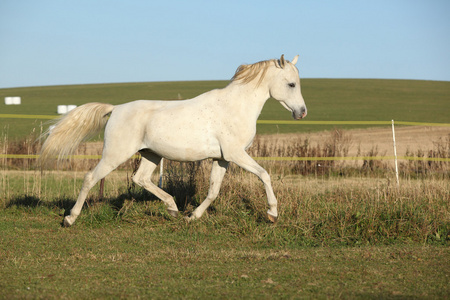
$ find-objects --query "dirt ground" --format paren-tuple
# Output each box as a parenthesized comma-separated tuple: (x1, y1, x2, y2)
(257, 126, 450, 157)
(84, 126, 449, 158)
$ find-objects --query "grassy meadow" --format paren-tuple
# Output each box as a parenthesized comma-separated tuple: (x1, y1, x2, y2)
(1, 166, 449, 298)
(1, 79, 449, 298)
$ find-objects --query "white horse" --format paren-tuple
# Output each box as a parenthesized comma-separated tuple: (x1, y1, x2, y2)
(40, 55, 307, 227)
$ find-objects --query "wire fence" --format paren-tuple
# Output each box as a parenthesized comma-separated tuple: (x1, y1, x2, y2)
(0, 154, 449, 162)
(1, 113, 450, 126)
(0, 113, 449, 162)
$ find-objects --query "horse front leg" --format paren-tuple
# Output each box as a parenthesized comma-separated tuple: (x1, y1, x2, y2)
(228, 152, 278, 222)
(189, 159, 228, 221)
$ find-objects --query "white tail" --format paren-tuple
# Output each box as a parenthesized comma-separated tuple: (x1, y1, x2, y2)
(39, 102, 114, 167)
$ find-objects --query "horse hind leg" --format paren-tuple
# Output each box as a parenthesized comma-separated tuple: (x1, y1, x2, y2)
(189, 159, 228, 221)
(63, 148, 138, 227)
(63, 159, 117, 227)
(132, 151, 179, 216)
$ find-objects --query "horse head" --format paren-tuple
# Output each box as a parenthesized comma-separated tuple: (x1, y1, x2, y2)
(269, 55, 307, 120)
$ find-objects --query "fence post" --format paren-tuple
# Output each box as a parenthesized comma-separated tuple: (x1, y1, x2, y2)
(99, 178, 105, 199)
(159, 158, 164, 188)
(392, 120, 399, 187)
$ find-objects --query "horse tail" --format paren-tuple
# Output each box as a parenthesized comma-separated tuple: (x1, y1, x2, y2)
(39, 102, 115, 167)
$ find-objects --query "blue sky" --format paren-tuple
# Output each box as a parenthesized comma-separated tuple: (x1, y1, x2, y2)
(1, 0, 449, 88)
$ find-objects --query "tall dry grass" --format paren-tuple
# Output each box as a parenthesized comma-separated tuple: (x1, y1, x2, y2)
(247, 129, 449, 178)
(402, 134, 450, 177)
(1, 128, 448, 178)
(2, 164, 448, 245)
(152, 160, 448, 245)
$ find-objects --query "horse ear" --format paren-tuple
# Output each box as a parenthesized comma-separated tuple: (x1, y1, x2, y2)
(291, 55, 299, 65)
(279, 54, 286, 68)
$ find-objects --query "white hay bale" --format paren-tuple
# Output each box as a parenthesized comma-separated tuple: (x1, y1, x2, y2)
(57, 105, 68, 114)
(12, 97, 21, 105)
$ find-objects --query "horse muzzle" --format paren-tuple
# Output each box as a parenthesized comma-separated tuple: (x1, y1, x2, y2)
(293, 106, 307, 120)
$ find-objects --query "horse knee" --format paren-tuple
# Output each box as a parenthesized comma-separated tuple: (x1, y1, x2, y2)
(80, 172, 95, 190)
(132, 173, 154, 190)
(260, 171, 272, 184)
(132, 173, 142, 186)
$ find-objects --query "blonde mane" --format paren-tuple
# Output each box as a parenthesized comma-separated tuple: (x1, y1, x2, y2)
(231, 59, 279, 86)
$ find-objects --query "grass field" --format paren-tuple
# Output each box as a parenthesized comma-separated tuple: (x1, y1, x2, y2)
(1, 167, 449, 298)
(1, 79, 449, 138)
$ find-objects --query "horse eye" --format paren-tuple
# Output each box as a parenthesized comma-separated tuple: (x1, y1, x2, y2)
(288, 83, 296, 88)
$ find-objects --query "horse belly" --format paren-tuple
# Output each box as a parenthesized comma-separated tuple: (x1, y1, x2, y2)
(143, 126, 222, 161)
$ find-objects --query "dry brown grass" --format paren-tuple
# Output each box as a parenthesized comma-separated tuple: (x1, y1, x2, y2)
(259, 126, 449, 157)
(2, 126, 448, 176)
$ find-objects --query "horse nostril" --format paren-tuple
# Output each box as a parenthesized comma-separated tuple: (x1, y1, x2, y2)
(292, 106, 307, 120)
(300, 106, 307, 118)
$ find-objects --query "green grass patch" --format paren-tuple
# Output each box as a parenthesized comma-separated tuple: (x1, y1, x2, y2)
(1, 166, 449, 298)
(0, 202, 449, 298)
(1, 170, 448, 246)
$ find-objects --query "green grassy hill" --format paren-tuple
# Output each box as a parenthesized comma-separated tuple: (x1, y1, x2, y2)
(1, 79, 449, 138)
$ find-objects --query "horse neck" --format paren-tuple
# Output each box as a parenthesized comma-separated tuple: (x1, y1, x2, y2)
(223, 81, 271, 121)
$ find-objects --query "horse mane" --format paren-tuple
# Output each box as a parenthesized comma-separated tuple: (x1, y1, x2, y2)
(231, 59, 279, 86)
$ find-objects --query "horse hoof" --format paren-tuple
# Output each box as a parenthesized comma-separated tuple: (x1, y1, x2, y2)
(168, 209, 179, 217)
(184, 214, 197, 222)
(63, 217, 72, 228)
(267, 213, 278, 223)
